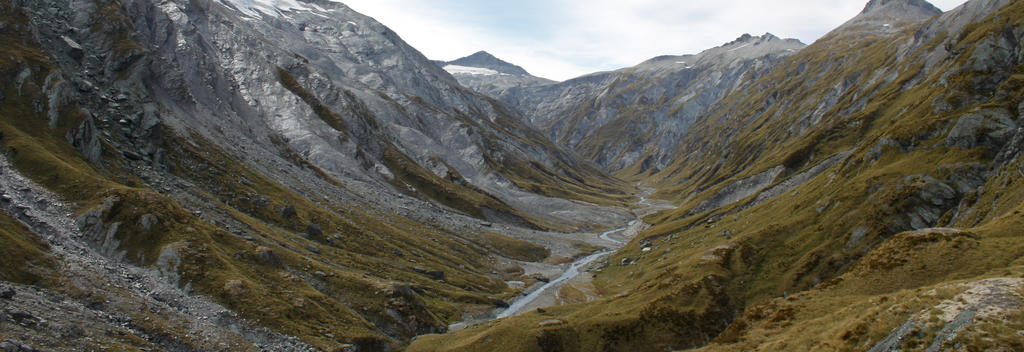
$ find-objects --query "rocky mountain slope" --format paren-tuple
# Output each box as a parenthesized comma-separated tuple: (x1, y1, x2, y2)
(0, 0, 635, 350)
(474, 33, 806, 172)
(4, 0, 1024, 351)
(434, 51, 554, 102)
(410, 0, 1024, 350)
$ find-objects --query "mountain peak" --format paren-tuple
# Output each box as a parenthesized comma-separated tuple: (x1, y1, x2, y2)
(861, 0, 941, 15)
(442, 51, 532, 76)
(466, 50, 499, 60)
(833, 0, 942, 34)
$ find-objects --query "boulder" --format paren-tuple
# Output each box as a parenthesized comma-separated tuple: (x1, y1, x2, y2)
(413, 267, 445, 280)
(306, 223, 323, 237)
(280, 205, 297, 218)
(255, 247, 283, 267)
(61, 35, 83, 61)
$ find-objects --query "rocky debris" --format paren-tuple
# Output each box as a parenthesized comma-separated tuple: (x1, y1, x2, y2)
(870, 278, 1023, 352)
(0, 286, 14, 300)
(0, 156, 315, 351)
(0, 340, 39, 352)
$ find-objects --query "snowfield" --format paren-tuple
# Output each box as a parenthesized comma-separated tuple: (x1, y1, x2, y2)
(443, 64, 505, 76)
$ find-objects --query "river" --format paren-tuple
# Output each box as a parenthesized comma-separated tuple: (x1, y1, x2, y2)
(447, 188, 675, 329)
(496, 249, 613, 318)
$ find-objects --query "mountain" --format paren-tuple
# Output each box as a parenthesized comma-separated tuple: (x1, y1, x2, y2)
(411, 0, 1024, 350)
(832, 0, 942, 34)
(4, 0, 1024, 351)
(0, 0, 633, 350)
(443, 51, 532, 76)
(435, 51, 554, 100)
(493, 33, 805, 172)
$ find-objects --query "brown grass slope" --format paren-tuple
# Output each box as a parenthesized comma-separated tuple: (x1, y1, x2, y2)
(408, 1, 1024, 350)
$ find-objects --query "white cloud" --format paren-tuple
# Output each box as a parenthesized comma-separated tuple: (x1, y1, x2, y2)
(341, 0, 969, 81)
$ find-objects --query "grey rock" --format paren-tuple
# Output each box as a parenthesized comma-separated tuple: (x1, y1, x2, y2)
(8, 309, 36, 326)
(138, 214, 159, 230)
(306, 223, 323, 238)
(255, 247, 283, 268)
(689, 165, 786, 216)
(280, 206, 297, 219)
(0, 287, 14, 300)
(60, 35, 83, 61)
(945, 108, 1017, 150)
(868, 319, 919, 352)
(413, 267, 445, 280)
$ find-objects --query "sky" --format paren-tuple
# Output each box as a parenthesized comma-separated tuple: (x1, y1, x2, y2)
(341, 0, 970, 81)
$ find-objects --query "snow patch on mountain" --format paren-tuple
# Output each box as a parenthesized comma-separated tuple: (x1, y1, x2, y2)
(444, 65, 505, 76)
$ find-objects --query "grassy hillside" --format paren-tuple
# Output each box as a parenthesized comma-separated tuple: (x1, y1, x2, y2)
(409, 1, 1024, 350)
